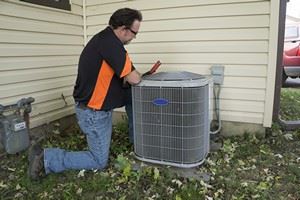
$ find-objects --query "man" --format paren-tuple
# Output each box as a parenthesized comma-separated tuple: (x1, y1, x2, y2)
(28, 8, 142, 180)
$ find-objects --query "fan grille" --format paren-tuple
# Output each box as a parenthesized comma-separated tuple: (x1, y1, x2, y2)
(132, 84, 209, 166)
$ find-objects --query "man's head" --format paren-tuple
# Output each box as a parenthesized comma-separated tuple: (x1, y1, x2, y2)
(109, 8, 142, 45)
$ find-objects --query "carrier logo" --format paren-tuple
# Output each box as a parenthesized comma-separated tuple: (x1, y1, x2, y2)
(152, 98, 169, 106)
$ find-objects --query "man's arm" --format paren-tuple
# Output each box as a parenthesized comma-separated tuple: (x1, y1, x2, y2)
(124, 70, 141, 85)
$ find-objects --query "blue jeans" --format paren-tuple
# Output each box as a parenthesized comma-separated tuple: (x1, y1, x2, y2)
(125, 103, 134, 143)
(125, 88, 134, 143)
(44, 105, 112, 174)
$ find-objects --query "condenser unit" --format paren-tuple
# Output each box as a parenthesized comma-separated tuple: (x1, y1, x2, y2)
(132, 71, 211, 168)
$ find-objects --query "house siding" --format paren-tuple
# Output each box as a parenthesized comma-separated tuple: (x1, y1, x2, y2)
(0, 0, 84, 128)
(85, 0, 276, 126)
(0, 0, 280, 130)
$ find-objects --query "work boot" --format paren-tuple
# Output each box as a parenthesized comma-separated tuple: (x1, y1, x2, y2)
(28, 144, 45, 180)
(28, 142, 43, 162)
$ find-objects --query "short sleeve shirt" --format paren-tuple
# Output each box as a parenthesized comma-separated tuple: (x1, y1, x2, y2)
(73, 27, 135, 110)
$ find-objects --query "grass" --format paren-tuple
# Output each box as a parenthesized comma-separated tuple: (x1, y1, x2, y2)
(280, 88, 300, 120)
(0, 90, 300, 200)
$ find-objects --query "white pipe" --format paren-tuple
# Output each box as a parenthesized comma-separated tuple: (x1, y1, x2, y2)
(83, 0, 87, 46)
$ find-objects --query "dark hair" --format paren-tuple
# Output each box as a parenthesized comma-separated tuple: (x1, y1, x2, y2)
(109, 8, 142, 29)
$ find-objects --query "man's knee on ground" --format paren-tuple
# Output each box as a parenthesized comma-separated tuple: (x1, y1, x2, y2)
(91, 152, 109, 169)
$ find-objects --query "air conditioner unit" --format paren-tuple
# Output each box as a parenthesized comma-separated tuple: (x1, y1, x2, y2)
(132, 71, 211, 168)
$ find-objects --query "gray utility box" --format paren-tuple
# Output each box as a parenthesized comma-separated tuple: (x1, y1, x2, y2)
(132, 71, 211, 168)
(0, 114, 29, 154)
(0, 97, 34, 154)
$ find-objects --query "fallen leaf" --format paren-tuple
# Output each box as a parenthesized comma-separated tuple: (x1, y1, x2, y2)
(52, 129, 60, 135)
(172, 179, 183, 187)
(148, 195, 156, 200)
(260, 149, 267, 154)
(153, 167, 160, 180)
(38, 191, 48, 198)
(241, 182, 248, 187)
(175, 195, 182, 200)
(263, 168, 269, 174)
(274, 154, 283, 159)
(7, 167, 16, 172)
(206, 158, 216, 166)
(119, 196, 127, 200)
(205, 196, 213, 200)
(252, 194, 261, 199)
(166, 186, 174, 194)
(257, 182, 268, 190)
(238, 160, 246, 166)
(76, 188, 83, 195)
(0, 181, 8, 188)
(283, 134, 293, 141)
(200, 180, 213, 189)
(214, 189, 225, 198)
(266, 175, 274, 182)
(217, 189, 224, 194)
(14, 193, 23, 198)
(77, 169, 85, 178)
(16, 184, 21, 190)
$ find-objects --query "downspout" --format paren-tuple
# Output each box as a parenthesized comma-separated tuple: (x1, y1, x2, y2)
(273, 0, 287, 122)
(83, 0, 87, 46)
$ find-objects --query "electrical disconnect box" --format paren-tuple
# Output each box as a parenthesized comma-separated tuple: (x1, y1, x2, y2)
(211, 65, 225, 85)
(0, 97, 34, 154)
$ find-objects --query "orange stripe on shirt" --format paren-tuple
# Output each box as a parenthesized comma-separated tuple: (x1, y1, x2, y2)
(120, 53, 132, 78)
(87, 60, 114, 110)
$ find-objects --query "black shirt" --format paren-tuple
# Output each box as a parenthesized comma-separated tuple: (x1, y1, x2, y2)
(73, 27, 134, 110)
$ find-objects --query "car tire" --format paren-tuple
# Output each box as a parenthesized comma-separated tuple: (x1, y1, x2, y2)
(282, 71, 288, 85)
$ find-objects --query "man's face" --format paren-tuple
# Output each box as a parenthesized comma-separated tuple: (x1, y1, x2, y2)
(122, 20, 140, 45)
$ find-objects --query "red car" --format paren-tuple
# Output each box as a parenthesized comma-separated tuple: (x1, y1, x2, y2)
(282, 25, 300, 82)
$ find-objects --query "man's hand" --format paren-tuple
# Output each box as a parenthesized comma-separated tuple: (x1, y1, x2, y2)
(124, 70, 141, 85)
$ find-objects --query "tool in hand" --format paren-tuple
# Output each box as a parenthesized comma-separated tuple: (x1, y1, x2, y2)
(142, 60, 161, 77)
(123, 61, 162, 88)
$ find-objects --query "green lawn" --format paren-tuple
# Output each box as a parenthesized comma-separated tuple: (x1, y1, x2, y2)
(0, 89, 300, 200)
(280, 88, 300, 121)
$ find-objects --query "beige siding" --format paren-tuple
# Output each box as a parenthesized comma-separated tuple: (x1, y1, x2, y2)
(263, 0, 280, 127)
(0, 0, 280, 129)
(86, 0, 274, 125)
(0, 0, 83, 128)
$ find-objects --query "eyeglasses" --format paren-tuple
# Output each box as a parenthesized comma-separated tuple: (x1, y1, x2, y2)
(126, 27, 138, 36)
